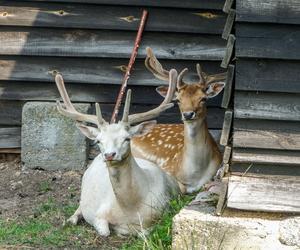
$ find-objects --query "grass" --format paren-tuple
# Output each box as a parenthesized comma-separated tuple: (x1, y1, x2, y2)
(0, 198, 118, 249)
(121, 194, 195, 250)
(0, 194, 194, 249)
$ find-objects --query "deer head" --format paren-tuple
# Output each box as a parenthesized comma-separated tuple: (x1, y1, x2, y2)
(54, 69, 177, 164)
(145, 47, 226, 123)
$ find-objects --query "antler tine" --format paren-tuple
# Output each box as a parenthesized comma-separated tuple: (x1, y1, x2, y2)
(128, 69, 177, 125)
(122, 89, 131, 123)
(95, 103, 106, 126)
(55, 74, 101, 127)
(177, 68, 188, 89)
(206, 72, 227, 85)
(196, 63, 207, 84)
(145, 47, 169, 81)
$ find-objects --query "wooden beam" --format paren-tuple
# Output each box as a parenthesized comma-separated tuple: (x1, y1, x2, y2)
(236, 23, 300, 60)
(0, 148, 20, 153)
(0, 57, 223, 86)
(215, 177, 228, 216)
(227, 174, 300, 213)
(223, 0, 234, 13)
(234, 91, 300, 121)
(0, 82, 223, 107)
(0, 2, 225, 34)
(223, 146, 232, 164)
(236, 59, 300, 94)
(221, 64, 234, 108)
(232, 148, 300, 166)
(233, 129, 300, 151)
(221, 35, 235, 68)
(19, 0, 225, 10)
(222, 9, 235, 40)
(220, 110, 233, 146)
(0, 101, 225, 128)
(0, 127, 21, 148)
(236, 0, 300, 25)
(231, 163, 300, 176)
(0, 28, 226, 60)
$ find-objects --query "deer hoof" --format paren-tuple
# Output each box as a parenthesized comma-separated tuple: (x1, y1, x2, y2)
(67, 215, 79, 225)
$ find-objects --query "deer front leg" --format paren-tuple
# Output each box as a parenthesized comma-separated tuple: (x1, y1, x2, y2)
(93, 217, 110, 237)
(67, 206, 83, 225)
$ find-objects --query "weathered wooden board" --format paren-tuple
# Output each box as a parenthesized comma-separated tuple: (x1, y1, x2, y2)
(223, 0, 234, 13)
(235, 91, 300, 121)
(220, 110, 232, 146)
(236, 0, 300, 25)
(221, 35, 235, 68)
(0, 2, 225, 34)
(0, 127, 21, 148)
(0, 100, 225, 128)
(232, 148, 300, 166)
(236, 59, 300, 94)
(236, 23, 300, 60)
(227, 174, 300, 213)
(18, 0, 225, 10)
(0, 81, 223, 107)
(233, 128, 300, 151)
(221, 64, 234, 108)
(231, 163, 300, 176)
(0, 28, 226, 60)
(0, 57, 224, 86)
(222, 9, 235, 40)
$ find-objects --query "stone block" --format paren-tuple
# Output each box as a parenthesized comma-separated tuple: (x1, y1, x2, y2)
(22, 102, 90, 170)
(172, 203, 299, 250)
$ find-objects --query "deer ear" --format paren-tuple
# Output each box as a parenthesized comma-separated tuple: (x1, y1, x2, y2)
(129, 120, 157, 137)
(156, 86, 177, 101)
(206, 82, 225, 99)
(76, 123, 99, 140)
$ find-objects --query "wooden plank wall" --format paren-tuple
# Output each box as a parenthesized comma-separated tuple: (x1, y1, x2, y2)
(0, 0, 227, 151)
(233, 0, 300, 176)
(225, 0, 300, 213)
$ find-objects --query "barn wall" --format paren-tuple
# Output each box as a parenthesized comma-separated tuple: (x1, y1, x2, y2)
(232, 0, 300, 176)
(0, 0, 227, 151)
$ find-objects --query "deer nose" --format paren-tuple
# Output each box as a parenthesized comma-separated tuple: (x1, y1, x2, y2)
(182, 111, 196, 120)
(104, 152, 116, 161)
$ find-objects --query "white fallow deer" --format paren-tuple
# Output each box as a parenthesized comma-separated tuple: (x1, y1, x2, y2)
(54, 72, 180, 236)
(132, 48, 226, 194)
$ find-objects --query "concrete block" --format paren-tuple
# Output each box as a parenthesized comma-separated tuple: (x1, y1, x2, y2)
(172, 203, 299, 250)
(22, 102, 90, 170)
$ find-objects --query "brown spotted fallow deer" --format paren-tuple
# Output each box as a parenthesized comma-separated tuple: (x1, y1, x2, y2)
(131, 48, 226, 194)
(54, 71, 181, 236)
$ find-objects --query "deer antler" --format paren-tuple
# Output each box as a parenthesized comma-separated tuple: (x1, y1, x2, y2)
(55, 74, 106, 127)
(128, 69, 177, 125)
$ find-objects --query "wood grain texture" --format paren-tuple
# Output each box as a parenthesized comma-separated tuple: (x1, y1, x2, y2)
(231, 163, 300, 176)
(0, 100, 224, 128)
(220, 110, 232, 146)
(221, 35, 235, 68)
(234, 91, 300, 121)
(223, 146, 232, 164)
(223, 0, 234, 13)
(236, 23, 300, 60)
(16, 0, 225, 10)
(236, 0, 300, 24)
(236, 59, 300, 94)
(0, 2, 225, 34)
(0, 127, 21, 148)
(0, 28, 226, 60)
(0, 56, 224, 86)
(222, 9, 235, 40)
(0, 81, 223, 107)
(227, 174, 300, 212)
(232, 148, 300, 166)
(221, 64, 234, 108)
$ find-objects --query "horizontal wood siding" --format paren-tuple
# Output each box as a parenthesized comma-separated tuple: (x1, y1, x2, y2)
(0, 1, 227, 149)
(229, 0, 300, 212)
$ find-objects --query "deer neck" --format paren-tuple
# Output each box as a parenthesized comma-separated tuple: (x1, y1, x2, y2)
(107, 153, 147, 209)
(181, 118, 212, 180)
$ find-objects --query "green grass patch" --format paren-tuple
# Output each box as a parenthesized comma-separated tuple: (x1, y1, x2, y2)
(122, 194, 195, 250)
(0, 198, 102, 248)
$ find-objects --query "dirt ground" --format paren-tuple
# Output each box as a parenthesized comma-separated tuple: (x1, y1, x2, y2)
(0, 154, 128, 249)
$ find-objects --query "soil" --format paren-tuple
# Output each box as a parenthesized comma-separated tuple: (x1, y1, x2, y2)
(0, 154, 128, 249)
